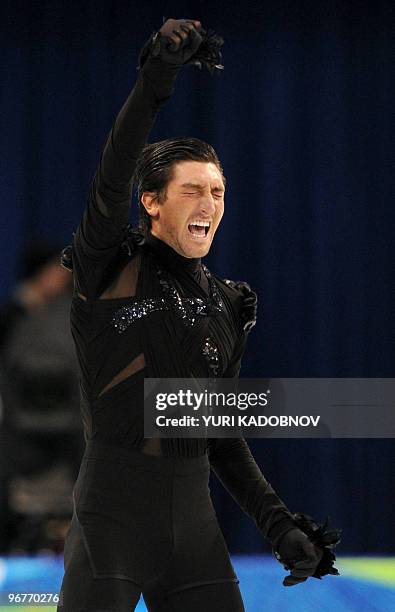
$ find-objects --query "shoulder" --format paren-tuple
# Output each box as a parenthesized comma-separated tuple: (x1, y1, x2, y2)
(211, 271, 256, 314)
(212, 271, 255, 297)
(61, 224, 144, 273)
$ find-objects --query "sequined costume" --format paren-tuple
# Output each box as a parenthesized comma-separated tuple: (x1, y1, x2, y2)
(57, 31, 300, 612)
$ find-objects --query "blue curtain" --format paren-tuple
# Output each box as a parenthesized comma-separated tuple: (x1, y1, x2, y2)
(1, 0, 394, 553)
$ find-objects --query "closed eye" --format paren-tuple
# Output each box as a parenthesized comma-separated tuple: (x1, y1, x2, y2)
(182, 191, 224, 200)
(183, 192, 224, 198)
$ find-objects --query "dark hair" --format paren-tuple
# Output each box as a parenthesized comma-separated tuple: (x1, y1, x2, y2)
(133, 137, 225, 237)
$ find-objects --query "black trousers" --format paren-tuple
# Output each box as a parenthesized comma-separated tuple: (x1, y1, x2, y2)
(57, 442, 245, 611)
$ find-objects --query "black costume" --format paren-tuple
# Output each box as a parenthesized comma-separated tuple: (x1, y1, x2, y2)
(58, 25, 337, 612)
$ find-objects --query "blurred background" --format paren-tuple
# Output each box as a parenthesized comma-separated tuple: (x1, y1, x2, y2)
(0, 0, 394, 610)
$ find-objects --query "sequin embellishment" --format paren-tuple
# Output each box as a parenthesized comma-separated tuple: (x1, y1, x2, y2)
(202, 336, 220, 378)
(112, 298, 169, 333)
(112, 264, 224, 334)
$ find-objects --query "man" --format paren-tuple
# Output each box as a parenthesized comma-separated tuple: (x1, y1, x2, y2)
(58, 18, 339, 611)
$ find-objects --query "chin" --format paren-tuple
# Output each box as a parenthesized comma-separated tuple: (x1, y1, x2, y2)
(187, 243, 211, 258)
(179, 231, 214, 258)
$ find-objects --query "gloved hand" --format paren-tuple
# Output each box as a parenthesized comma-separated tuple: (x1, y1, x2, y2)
(158, 18, 203, 62)
(138, 19, 224, 74)
(138, 19, 203, 69)
(273, 513, 341, 587)
(275, 528, 323, 586)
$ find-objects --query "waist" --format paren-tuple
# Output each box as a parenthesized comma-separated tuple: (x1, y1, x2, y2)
(84, 439, 210, 476)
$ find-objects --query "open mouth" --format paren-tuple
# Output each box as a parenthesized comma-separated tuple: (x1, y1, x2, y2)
(188, 221, 210, 239)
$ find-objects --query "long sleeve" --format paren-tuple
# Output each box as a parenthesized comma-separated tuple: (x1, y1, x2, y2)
(72, 51, 181, 298)
(222, 331, 247, 378)
(209, 309, 297, 547)
(93, 55, 180, 222)
(208, 437, 297, 548)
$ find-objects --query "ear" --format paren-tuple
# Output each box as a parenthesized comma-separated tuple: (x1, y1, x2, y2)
(141, 192, 160, 220)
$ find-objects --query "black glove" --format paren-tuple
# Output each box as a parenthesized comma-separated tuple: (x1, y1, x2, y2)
(273, 513, 342, 587)
(225, 279, 258, 332)
(274, 528, 323, 586)
(138, 18, 224, 74)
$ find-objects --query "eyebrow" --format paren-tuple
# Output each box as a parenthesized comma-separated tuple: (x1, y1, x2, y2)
(180, 182, 225, 192)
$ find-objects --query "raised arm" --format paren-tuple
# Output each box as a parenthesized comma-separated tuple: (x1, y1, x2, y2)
(71, 19, 204, 298)
(94, 19, 203, 221)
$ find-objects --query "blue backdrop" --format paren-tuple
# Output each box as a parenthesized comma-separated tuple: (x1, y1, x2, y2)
(1, 0, 394, 553)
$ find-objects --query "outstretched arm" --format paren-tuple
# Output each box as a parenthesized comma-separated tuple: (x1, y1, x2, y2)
(208, 428, 331, 589)
(208, 437, 297, 543)
(209, 285, 296, 543)
(208, 285, 338, 586)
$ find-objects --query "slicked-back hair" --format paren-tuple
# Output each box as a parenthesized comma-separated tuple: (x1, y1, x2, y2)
(133, 137, 225, 237)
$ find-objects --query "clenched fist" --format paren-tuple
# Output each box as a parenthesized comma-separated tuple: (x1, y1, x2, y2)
(276, 528, 323, 587)
(150, 18, 203, 65)
(160, 18, 202, 52)
(138, 18, 224, 74)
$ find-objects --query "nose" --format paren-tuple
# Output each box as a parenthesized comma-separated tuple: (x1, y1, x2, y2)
(199, 194, 216, 217)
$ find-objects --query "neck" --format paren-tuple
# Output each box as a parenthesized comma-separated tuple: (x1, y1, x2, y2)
(145, 233, 201, 274)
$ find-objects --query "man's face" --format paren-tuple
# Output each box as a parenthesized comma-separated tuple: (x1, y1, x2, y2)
(144, 160, 225, 258)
